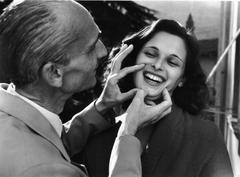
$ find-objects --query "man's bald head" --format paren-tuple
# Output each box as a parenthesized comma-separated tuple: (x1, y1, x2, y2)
(0, 0, 98, 88)
(47, 0, 100, 52)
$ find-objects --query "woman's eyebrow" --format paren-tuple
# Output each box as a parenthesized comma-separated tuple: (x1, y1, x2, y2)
(144, 46, 158, 50)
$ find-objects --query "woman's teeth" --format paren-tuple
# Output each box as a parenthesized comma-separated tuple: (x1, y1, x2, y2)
(144, 73, 163, 83)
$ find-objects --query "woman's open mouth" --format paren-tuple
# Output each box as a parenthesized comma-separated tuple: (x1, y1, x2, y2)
(143, 71, 166, 87)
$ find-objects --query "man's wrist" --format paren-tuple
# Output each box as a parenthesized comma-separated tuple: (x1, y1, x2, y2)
(94, 99, 108, 115)
(94, 99, 116, 124)
(117, 118, 137, 137)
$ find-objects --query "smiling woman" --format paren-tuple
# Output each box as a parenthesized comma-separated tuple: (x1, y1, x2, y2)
(75, 19, 233, 177)
(133, 31, 186, 101)
(111, 19, 206, 113)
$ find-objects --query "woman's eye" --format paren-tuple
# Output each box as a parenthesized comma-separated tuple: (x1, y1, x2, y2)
(167, 58, 180, 67)
(144, 51, 157, 58)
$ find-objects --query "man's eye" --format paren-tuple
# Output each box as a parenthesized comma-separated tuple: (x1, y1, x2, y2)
(88, 45, 96, 53)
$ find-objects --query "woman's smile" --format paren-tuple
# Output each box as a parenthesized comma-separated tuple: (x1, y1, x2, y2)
(143, 70, 166, 87)
(134, 31, 186, 99)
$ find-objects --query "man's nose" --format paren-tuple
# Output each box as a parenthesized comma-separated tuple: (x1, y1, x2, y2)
(97, 40, 107, 59)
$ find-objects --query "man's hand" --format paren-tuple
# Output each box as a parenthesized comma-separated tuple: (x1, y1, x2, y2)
(118, 88, 172, 136)
(95, 44, 144, 114)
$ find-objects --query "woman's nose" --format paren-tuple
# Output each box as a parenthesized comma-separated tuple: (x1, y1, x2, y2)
(152, 59, 164, 70)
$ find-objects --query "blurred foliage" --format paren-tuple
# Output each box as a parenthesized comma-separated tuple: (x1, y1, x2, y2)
(78, 1, 157, 48)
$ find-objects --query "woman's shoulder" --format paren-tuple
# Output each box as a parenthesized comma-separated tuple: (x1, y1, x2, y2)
(169, 104, 220, 140)
(183, 110, 223, 141)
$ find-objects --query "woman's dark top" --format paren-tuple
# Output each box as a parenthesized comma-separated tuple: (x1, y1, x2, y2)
(73, 104, 233, 177)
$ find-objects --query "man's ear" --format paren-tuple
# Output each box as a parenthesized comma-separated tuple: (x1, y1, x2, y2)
(41, 62, 63, 87)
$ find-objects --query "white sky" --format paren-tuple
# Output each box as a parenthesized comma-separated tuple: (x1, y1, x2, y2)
(135, 1, 221, 40)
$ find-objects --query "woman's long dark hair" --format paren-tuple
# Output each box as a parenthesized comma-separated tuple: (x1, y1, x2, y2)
(103, 19, 209, 115)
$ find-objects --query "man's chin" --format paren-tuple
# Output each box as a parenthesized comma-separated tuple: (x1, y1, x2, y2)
(79, 79, 97, 92)
(90, 77, 98, 86)
(86, 82, 97, 90)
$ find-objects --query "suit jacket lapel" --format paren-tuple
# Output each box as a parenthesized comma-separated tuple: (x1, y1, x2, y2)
(0, 88, 70, 162)
(141, 105, 184, 177)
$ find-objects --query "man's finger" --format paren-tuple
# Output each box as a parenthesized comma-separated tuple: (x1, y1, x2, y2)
(111, 45, 134, 74)
(150, 95, 172, 117)
(145, 100, 156, 106)
(120, 88, 142, 102)
(110, 45, 128, 73)
(162, 88, 172, 103)
(159, 107, 172, 119)
(150, 107, 172, 124)
(115, 64, 145, 80)
(112, 44, 128, 60)
(131, 89, 147, 103)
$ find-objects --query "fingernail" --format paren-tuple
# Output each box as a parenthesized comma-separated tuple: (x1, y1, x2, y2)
(127, 44, 133, 49)
(121, 44, 127, 49)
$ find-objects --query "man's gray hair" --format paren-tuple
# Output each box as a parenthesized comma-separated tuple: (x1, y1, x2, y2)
(0, 0, 78, 87)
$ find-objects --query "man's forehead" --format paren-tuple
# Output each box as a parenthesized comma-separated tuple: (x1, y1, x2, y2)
(67, 21, 100, 54)
(79, 25, 100, 51)
(46, 0, 101, 52)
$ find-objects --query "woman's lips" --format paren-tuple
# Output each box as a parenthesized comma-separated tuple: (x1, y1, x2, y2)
(143, 71, 166, 87)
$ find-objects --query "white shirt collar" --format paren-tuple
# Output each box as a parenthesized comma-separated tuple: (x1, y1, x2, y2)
(7, 83, 63, 137)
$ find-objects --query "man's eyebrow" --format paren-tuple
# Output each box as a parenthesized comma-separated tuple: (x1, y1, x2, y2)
(88, 31, 101, 51)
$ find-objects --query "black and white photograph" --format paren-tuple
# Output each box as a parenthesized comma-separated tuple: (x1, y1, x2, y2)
(0, 0, 239, 177)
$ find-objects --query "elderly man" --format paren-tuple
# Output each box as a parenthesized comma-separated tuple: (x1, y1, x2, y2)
(0, 0, 172, 177)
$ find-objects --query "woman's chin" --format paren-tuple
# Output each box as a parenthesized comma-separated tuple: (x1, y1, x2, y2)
(144, 87, 166, 104)
(145, 94, 161, 101)
(145, 87, 165, 100)
(145, 94, 163, 105)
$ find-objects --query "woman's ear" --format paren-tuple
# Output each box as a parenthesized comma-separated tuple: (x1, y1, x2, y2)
(41, 62, 63, 87)
(178, 82, 183, 87)
(178, 78, 186, 87)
